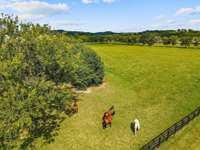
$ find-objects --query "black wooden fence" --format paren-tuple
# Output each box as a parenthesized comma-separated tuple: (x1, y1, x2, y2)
(140, 106, 200, 150)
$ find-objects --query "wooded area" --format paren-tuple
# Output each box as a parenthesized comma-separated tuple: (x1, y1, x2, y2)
(60, 30, 200, 47)
(0, 14, 104, 149)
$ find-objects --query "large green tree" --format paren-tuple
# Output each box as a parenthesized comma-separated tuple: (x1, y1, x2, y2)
(180, 36, 192, 47)
(139, 33, 156, 46)
(192, 37, 200, 46)
(0, 14, 104, 149)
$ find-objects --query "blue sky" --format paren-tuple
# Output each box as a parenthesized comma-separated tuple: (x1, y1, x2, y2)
(1, 0, 200, 32)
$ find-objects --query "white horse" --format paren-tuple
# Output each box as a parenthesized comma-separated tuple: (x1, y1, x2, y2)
(131, 119, 140, 135)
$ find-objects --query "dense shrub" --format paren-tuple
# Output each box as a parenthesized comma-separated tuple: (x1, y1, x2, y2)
(0, 14, 104, 149)
(0, 15, 104, 89)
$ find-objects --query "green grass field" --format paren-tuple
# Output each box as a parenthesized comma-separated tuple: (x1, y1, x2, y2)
(40, 44, 200, 150)
(160, 116, 200, 150)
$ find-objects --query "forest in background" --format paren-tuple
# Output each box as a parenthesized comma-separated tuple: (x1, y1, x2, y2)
(57, 29, 200, 47)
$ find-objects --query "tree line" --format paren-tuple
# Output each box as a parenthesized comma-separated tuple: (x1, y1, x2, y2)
(60, 29, 200, 47)
(0, 14, 104, 149)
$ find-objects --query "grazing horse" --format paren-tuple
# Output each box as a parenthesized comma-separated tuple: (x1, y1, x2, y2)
(130, 119, 140, 135)
(71, 101, 79, 114)
(102, 106, 115, 129)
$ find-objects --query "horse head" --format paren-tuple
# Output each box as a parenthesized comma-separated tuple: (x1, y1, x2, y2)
(130, 122, 135, 129)
(111, 111, 115, 116)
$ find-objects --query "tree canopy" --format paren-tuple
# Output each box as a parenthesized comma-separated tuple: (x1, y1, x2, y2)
(0, 14, 104, 149)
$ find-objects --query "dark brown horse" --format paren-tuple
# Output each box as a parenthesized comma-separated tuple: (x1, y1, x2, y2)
(102, 106, 115, 129)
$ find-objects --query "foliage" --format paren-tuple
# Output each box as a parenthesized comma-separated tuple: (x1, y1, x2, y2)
(41, 44, 200, 150)
(0, 76, 71, 149)
(162, 36, 177, 46)
(180, 36, 192, 47)
(62, 29, 200, 47)
(192, 37, 200, 46)
(0, 14, 104, 149)
(139, 33, 156, 46)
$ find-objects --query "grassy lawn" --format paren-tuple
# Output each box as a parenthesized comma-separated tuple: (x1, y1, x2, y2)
(160, 116, 200, 150)
(39, 44, 200, 150)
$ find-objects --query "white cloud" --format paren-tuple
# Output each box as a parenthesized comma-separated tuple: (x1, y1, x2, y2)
(82, 0, 95, 4)
(176, 6, 200, 16)
(81, 0, 117, 4)
(153, 14, 176, 25)
(102, 0, 116, 4)
(154, 15, 166, 21)
(46, 20, 87, 31)
(150, 23, 187, 30)
(190, 19, 200, 25)
(151, 14, 190, 30)
(50, 20, 85, 27)
(1, 1, 69, 19)
(166, 19, 176, 24)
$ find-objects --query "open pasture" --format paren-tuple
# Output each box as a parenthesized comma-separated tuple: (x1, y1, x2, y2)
(41, 44, 200, 150)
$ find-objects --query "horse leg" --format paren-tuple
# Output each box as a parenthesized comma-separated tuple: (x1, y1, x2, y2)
(102, 122, 106, 129)
(109, 122, 112, 128)
(104, 123, 106, 129)
(134, 127, 136, 135)
(134, 126, 139, 135)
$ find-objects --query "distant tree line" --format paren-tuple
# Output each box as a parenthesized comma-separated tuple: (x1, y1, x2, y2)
(58, 29, 200, 47)
(0, 14, 104, 149)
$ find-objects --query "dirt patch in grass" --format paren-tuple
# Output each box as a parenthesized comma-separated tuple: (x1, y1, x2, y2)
(73, 82, 107, 94)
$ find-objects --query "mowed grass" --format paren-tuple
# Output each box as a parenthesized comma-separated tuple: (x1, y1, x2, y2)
(160, 116, 200, 150)
(40, 44, 200, 150)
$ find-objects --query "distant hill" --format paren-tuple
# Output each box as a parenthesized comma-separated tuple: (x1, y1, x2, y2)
(55, 30, 117, 36)
(54, 29, 200, 46)
(54, 29, 200, 37)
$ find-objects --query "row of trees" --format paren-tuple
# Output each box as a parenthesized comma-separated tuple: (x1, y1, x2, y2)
(63, 30, 200, 47)
(138, 34, 198, 47)
(0, 14, 104, 149)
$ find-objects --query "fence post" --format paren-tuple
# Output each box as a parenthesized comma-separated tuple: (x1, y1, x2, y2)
(148, 144, 151, 150)
(191, 112, 195, 120)
(197, 108, 200, 116)
(140, 105, 200, 150)
(181, 119, 184, 128)
(174, 123, 177, 133)
(167, 130, 170, 140)
(185, 116, 189, 124)
(158, 137, 161, 147)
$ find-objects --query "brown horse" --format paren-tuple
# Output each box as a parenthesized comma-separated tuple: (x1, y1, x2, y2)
(71, 101, 79, 114)
(102, 106, 115, 129)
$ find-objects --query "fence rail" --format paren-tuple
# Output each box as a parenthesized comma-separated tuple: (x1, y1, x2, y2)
(140, 106, 200, 150)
